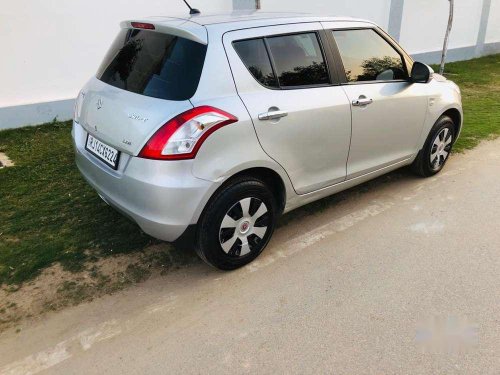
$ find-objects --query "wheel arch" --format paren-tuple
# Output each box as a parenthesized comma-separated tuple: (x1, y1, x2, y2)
(217, 167, 287, 215)
(441, 107, 462, 140)
(176, 166, 289, 250)
(418, 105, 463, 152)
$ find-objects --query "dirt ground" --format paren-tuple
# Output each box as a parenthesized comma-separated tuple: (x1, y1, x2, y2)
(0, 244, 197, 331)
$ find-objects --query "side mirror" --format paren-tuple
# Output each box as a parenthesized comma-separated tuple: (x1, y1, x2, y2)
(411, 62, 433, 83)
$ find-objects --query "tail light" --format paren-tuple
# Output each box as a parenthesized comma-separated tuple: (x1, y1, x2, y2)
(139, 106, 238, 160)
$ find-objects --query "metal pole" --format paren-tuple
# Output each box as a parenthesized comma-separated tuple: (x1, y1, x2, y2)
(440, 0, 454, 75)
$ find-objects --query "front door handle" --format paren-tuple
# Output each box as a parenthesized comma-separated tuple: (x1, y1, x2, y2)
(258, 110, 288, 121)
(352, 96, 373, 107)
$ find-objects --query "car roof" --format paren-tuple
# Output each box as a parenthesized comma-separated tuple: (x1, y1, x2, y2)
(182, 11, 368, 25)
(126, 11, 376, 45)
(147, 11, 375, 30)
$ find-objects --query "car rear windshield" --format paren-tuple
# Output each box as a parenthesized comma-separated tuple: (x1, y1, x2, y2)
(96, 29, 207, 101)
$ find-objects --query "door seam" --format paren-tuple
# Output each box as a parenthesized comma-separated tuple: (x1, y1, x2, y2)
(221, 32, 299, 195)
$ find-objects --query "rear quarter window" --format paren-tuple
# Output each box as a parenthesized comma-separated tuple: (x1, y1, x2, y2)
(233, 39, 279, 88)
(97, 29, 207, 101)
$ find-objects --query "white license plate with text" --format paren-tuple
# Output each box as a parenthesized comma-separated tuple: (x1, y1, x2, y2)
(85, 134, 120, 170)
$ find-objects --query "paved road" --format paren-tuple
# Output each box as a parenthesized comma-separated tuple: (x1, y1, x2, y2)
(1, 139, 500, 375)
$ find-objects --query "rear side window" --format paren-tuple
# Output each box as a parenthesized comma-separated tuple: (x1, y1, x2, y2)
(332, 29, 408, 82)
(97, 29, 207, 101)
(233, 32, 330, 89)
(233, 39, 278, 88)
(266, 33, 329, 87)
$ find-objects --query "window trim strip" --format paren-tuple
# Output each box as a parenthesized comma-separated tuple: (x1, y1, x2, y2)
(262, 37, 281, 88)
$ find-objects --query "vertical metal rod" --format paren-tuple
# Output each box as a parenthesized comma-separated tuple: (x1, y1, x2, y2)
(440, 0, 454, 75)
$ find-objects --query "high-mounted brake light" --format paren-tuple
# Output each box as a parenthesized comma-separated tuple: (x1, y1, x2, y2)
(139, 106, 238, 160)
(131, 22, 155, 30)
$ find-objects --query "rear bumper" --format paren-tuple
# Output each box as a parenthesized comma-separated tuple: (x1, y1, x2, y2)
(72, 122, 218, 242)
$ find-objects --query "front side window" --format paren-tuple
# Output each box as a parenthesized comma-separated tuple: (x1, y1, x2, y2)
(332, 29, 408, 83)
(266, 33, 329, 87)
(97, 29, 207, 101)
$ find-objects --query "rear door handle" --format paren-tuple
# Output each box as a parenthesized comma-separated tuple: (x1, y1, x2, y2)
(258, 110, 288, 121)
(352, 97, 373, 107)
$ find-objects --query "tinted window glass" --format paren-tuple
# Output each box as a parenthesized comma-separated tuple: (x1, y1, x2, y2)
(333, 29, 408, 82)
(233, 39, 278, 88)
(97, 29, 207, 101)
(267, 33, 329, 87)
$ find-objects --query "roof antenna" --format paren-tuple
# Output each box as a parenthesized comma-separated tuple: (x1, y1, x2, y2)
(183, 0, 201, 15)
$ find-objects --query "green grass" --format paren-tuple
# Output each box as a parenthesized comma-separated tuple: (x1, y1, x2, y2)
(0, 121, 157, 284)
(432, 54, 500, 150)
(1, 54, 500, 285)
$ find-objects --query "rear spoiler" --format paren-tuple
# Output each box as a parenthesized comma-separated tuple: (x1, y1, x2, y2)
(120, 18, 208, 45)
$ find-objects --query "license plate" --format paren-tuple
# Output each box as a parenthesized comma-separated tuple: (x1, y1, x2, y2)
(85, 134, 120, 170)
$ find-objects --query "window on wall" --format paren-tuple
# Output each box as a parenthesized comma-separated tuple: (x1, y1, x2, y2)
(332, 29, 408, 82)
(233, 32, 330, 89)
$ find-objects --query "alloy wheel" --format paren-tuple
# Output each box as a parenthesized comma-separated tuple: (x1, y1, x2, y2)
(430, 127, 453, 170)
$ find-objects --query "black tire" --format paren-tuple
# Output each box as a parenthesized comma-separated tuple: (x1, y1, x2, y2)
(195, 176, 277, 270)
(411, 115, 456, 177)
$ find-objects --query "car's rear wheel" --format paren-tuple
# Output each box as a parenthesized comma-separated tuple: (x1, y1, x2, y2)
(412, 115, 456, 177)
(195, 177, 277, 270)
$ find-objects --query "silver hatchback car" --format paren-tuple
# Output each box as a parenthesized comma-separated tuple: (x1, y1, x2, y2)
(73, 12, 462, 270)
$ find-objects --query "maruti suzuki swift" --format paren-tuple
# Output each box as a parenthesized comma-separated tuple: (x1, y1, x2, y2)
(73, 12, 463, 270)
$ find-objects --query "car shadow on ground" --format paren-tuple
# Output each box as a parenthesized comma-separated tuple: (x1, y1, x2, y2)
(171, 166, 421, 270)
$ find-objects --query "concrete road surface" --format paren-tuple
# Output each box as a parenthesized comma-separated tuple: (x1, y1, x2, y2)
(1, 139, 500, 375)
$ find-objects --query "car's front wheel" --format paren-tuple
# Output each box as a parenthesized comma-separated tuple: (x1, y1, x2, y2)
(412, 115, 456, 177)
(195, 177, 277, 270)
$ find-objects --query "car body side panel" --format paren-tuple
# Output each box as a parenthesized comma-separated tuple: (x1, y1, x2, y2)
(191, 96, 296, 194)
(284, 157, 411, 213)
(190, 25, 241, 104)
(341, 81, 428, 178)
(319, 23, 428, 178)
(190, 29, 296, 203)
(222, 23, 352, 194)
(416, 79, 463, 149)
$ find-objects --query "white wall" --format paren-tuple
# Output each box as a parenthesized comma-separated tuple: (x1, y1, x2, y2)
(399, 0, 483, 54)
(259, 0, 392, 30)
(486, 0, 500, 44)
(261, 0, 496, 57)
(1, 0, 499, 129)
(0, 0, 232, 110)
